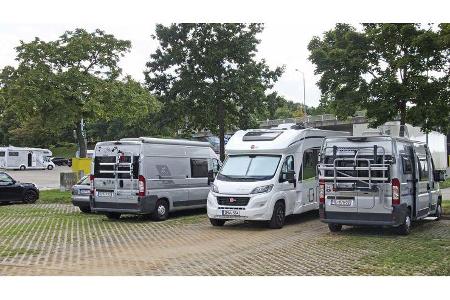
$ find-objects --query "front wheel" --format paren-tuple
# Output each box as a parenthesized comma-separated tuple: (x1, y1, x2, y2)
(268, 201, 285, 229)
(23, 190, 38, 204)
(105, 212, 121, 220)
(47, 165, 54, 170)
(328, 223, 342, 232)
(433, 203, 442, 221)
(210, 218, 226, 227)
(19, 165, 26, 171)
(151, 199, 169, 221)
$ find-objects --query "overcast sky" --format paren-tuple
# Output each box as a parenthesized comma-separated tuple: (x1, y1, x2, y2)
(1, 0, 447, 108)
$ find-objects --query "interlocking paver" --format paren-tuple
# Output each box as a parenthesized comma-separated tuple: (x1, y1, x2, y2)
(0, 204, 448, 275)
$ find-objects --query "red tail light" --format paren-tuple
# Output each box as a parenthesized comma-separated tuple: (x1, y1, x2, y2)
(392, 178, 400, 206)
(90, 174, 95, 195)
(138, 175, 146, 197)
(319, 179, 325, 204)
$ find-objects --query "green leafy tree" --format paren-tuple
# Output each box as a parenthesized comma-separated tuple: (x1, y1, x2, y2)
(145, 23, 283, 160)
(4, 29, 132, 157)
(308, 23, 450, 134)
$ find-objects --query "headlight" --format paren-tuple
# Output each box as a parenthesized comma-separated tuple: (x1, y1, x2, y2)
(211, 184, 219, 193)
(250, 184, 274, 194)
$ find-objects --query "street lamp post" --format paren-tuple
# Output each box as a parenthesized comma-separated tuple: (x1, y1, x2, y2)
(295, 69, 306, 118)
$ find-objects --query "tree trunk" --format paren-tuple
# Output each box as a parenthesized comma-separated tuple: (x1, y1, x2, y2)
(399, 100, 407, 137)
(218, 101, 225, 162)
(75, 121, 87, 158)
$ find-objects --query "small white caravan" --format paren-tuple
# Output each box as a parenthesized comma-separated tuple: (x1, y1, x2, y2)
(207, 126, 348, 228)
(0, 146, 54, 170)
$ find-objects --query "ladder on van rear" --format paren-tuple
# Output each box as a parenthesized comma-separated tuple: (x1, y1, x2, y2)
(97, 151, 135, 193)
(318, 145, 391, 190)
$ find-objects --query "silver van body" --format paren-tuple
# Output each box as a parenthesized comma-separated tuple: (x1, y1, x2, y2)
(318, 135, 444, 234)
(90, 137, 220, 219)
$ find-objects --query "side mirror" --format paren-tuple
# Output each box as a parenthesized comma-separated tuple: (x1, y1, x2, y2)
(9, 180, 16, 185)
(434, 170, 446, 182)
(286, 171, 296, 183)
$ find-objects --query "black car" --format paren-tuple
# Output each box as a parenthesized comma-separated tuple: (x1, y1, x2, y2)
(0, 172, 39, 204)
(51, 157, 72, 167)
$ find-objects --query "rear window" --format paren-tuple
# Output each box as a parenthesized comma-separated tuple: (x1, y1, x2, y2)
(94, 156, 139, 179)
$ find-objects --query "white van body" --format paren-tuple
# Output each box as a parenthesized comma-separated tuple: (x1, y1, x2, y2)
(207, 127, 348, 228)
(0, 146, 54, 170)
(317, 133, 444, 234)
(91, 137, 220, 220)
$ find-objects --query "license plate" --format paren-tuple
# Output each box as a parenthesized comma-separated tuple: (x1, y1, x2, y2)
(222, 210, 240, 216)
(97, 191, 113, 197)
(335, 199, 352, 206)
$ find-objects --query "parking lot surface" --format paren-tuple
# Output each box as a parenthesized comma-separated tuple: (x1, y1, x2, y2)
(2, 166, 72, 190)
(0, 204, 448, 276)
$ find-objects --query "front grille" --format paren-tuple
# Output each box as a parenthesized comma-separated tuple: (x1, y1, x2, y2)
(217, 196, 250, 206)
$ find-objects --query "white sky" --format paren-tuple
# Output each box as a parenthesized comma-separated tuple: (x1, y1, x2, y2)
(1, 0, 448, 108)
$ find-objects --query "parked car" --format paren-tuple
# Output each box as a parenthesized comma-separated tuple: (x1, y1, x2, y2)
(0, 171, 39, 203)
(51, 157, 70, 166)
(91, 137, 220, 220)
(317, 131, 445, 235)
(71, 175, 91, 213)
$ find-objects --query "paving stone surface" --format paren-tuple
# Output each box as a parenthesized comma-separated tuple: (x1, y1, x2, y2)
(0, 204, 448, 275)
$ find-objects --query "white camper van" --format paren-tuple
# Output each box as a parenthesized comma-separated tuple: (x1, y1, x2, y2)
(206, 126, 348, 228)
(0, 146, 55, 170)
(90, 137, 220, 220)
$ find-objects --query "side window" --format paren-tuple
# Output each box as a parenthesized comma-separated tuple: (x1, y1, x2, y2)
(0, 151, 5, 157)
(9, 152, 19, 157)
(0, 173, 13, 186)
(191, 158, 209, 178)
(279, 155, 294, 182)
(401, 155, 412, 174)
(418, 157, 429, 181)
(300, 148, 320, 181)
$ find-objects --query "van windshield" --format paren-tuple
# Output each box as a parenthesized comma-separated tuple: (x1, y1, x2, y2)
(217, 155, 281, 181)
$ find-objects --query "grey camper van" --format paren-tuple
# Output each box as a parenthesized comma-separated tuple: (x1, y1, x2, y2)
(318, 134, 445, 235)
(90, 137, 220, 220)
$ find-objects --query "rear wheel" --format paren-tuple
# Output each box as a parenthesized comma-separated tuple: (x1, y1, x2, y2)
(397, 210, 411, 235)
(19, 165, 26, 171)
(268, 201, 285, 229)
(23, 190, 38, 204)
(433, 203, 442, 221)
(152, 199, 169, 221)
(209, 218, 226, 226)
(105, 212, 121, 220)
(79, 206, 91, 214)
(328, 223, 342, 232)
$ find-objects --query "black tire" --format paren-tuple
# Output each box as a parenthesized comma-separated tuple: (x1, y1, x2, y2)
(396, 210, 412, 235)
(209, 218, 226, 227)
(433, 203, 442, 221)
(268, 200, 286, 229)
(23, 190, 38, 204)
(19, 165, 26, 171)
(79, 206, 91, 214)
(328, 223, 343, 232)
(47, 165, 54, 170)
(105, 212, 121, 220)
(151, 199, 169, 221)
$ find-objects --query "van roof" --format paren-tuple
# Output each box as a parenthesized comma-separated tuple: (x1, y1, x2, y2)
(226, 128, 348, 154)
(117, 137, 211, 147)
(325, 135, 425, 145)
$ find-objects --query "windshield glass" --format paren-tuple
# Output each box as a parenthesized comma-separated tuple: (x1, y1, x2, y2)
(218, 155, 281, 181)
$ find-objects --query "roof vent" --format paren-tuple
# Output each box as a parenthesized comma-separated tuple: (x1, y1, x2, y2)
(243, 131, 282, 141)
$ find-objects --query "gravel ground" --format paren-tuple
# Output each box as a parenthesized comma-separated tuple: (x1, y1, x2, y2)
(2, 166, 72, 190)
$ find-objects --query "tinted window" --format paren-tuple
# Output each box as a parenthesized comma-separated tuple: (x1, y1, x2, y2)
(0, 152, 5, 157)
(0, 173, 13, 186)
(418, 157, 429, 181)
(401, 155, 413, 174)
(300, 148, 320, 181)
(191, 158, 209, 178)
(9, 152, 19, 157)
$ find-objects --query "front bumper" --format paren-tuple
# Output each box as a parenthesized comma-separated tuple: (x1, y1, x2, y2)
(319, 203, 408, 227)
(91, 195, 158, 214)
(206, 192, 273, 221)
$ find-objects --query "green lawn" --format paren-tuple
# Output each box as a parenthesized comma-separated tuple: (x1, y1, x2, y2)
(39, 189, 72, 204)
(441, 178, 450, 189)
(442, 200, 450, 215)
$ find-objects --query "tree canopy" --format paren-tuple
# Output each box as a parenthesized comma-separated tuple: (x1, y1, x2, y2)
(308, 23, 450, 133)
(145, 23, 283, 160)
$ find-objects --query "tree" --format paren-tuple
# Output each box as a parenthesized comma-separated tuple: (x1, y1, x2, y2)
(4, 29, 132, 157)
(308, 23, 449, 134)
(145, 23, 283, 161)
